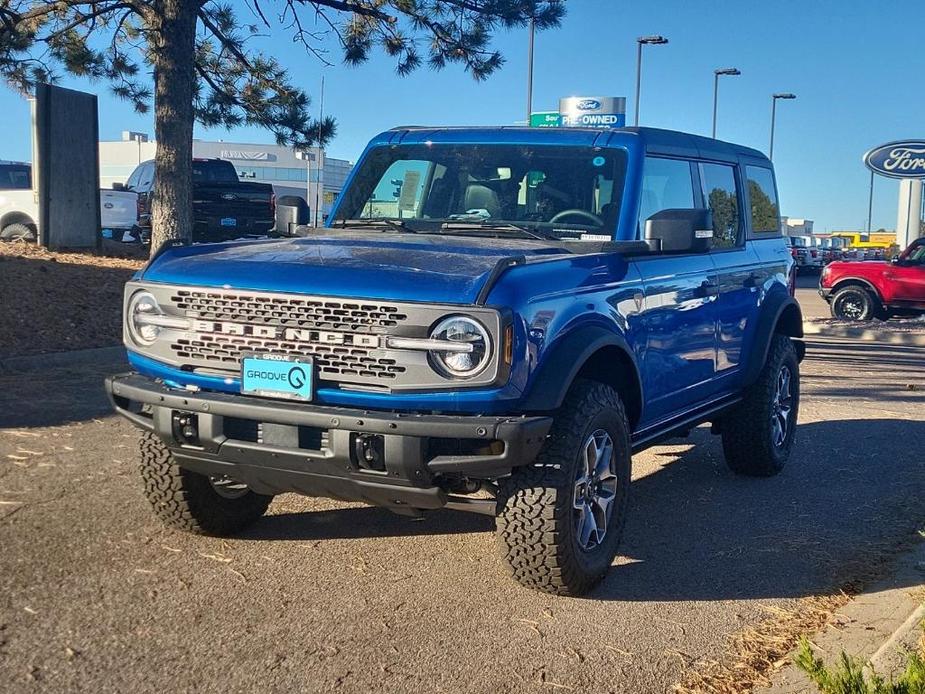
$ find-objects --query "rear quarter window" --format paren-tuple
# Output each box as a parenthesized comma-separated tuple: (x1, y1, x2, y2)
(746, 166, 781, 234)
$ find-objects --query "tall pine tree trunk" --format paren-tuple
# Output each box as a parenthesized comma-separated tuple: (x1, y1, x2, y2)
(149, 0, 197, 255)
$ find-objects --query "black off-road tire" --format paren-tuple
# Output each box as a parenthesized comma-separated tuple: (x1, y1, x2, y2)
(138, 431, 272, 535)
(830, 285, 883, 321)
(495, 380, 632, 596)
(0, 222, 36, 241)
(721, 335, 800, 477)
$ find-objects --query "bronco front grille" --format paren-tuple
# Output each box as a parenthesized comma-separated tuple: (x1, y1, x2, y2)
(166, 290, 409, 381)
(127, 281, 504, 392)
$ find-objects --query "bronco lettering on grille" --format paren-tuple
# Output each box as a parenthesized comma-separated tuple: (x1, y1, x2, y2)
(191, 320, 382, 348)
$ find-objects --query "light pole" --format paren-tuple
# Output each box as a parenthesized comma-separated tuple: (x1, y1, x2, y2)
(634, 35, 668, 127)
(769, 92, 796, 160)
(316, 74, 326, 226)
(526, 17, 535, 124)
(712, 67, 741, 139)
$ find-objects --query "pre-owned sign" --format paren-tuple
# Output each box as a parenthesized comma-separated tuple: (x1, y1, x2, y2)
(864, 140, 925, 179)
(558, 96, 626, 128)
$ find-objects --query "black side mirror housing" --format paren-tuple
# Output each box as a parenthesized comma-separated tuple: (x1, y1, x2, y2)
(644, 208, 714, 253)
(112, 182, 126, 191)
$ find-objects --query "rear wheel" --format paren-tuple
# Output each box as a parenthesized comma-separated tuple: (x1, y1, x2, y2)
(495, 380, 631, 596)
(830, 285, 882, 321)
(721, 335, 800, 477)
(138, 431, 272, 535)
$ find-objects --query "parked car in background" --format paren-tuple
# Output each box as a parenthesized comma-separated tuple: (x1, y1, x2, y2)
(820, 238, 925, 320)
(0, 161, 137, 241)
(106, 126, 805, 596)
(124, 158, 275, 243)
(787, 236, 822, 273)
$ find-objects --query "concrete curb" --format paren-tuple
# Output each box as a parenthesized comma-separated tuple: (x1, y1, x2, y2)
(0, 345, 127, 374)
(757, 541, 925, 693)
(803, 322, 925, 347)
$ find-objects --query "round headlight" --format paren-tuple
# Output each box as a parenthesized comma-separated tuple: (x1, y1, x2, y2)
(128, 291, 162, 346)
(429, 316, 491, 378)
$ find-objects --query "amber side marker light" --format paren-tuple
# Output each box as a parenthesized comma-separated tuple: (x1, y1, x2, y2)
(504, 325, 514, 365)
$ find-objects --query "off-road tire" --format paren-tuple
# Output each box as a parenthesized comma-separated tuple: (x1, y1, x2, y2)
(721, 335, 800, 477)
(495, 380, 631, 596)
(138, 431, 272, 535)
(830, 285, 883, 321)
(0, 223, 36, 241)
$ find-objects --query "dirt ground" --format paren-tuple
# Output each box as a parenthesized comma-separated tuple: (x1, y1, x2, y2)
(0, 241, 144, 359)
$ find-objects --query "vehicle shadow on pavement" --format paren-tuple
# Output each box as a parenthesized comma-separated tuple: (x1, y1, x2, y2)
(241, 417, 924, 603)
(244, 504, 493, 541)
(590, 418, 925, 601)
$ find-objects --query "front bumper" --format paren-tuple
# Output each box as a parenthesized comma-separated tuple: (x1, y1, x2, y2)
(106, 373, 551, 514)
(818, 286, 833, 302)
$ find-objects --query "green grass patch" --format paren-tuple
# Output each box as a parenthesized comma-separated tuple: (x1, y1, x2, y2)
(794, 632, 925, 694)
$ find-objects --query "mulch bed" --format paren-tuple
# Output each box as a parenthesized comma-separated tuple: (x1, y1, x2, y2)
(0, 241, 146, 359)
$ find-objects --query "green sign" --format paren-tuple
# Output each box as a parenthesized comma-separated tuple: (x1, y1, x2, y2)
(530, 111, 561, 128)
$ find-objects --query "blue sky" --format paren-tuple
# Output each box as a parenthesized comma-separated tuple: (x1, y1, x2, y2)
(0, 0, 921, 232)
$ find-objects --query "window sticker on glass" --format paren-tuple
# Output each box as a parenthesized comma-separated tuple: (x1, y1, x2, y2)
(398, 170, 422, 211)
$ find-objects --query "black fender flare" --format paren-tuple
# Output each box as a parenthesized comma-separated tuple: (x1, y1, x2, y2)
(741, 293, 805, 387)
(520, 324, 643, 415)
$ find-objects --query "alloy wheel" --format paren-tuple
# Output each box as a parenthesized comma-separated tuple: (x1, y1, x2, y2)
(573, 429, 619, 551)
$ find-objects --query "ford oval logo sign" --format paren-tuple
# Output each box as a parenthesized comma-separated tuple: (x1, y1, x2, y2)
(221, 192, 237, 201)
(864, 140, 925, 179)
(576, 99, 601, 111)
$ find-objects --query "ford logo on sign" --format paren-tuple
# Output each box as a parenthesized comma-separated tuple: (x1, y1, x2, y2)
(864, 140, 925, 179)
(576, 99, 601, 111)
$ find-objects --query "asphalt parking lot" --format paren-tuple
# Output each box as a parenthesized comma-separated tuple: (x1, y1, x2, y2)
(1, 333, 923, 694)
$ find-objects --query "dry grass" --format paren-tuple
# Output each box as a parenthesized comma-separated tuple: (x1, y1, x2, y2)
(674, 593, 853, 694)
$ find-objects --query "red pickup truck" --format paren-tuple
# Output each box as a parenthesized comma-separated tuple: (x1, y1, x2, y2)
(819, 238, 925, 320)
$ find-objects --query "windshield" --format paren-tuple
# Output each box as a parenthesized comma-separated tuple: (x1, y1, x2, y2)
(335, 144, 628, 239)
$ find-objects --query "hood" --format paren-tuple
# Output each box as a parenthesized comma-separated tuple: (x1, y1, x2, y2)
(141, 231, 567, 304)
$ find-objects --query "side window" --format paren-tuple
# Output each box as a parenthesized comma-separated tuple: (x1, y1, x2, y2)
(637, 157, 695, 234)
(699, 162, 740, 249)
(746, 166, 781, 233)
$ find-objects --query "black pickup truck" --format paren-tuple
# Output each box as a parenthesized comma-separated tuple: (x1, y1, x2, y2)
(122, 158, 276, 243)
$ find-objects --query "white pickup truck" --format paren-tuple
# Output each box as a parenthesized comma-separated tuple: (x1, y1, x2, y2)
(0, 161, 138, 241)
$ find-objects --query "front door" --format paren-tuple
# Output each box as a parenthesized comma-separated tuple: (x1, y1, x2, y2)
(888, 241, 925, 304)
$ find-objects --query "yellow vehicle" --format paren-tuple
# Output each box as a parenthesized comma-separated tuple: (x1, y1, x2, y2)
(830, 232, 895, 249)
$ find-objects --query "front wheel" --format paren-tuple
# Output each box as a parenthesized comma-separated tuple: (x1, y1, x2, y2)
(138, 432, 273, 535)
(720, 335, 800, 477)
(495, 380, 631, 596)
(830, 286, 881, 321)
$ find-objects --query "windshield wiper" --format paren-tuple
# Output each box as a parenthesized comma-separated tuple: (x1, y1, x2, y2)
(438, 221, 561, 242)
(336, 218, 424, 233)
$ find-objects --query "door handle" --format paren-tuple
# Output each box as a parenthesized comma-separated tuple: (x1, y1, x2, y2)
(698, 280, 720, 298)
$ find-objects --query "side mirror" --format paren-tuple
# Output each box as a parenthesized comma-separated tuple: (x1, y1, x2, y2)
(644, 208, 714, 253)
(112, 182, 126, 191)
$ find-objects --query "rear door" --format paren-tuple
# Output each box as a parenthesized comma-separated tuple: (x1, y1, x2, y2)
(633, 156, 718, 421)
(701, 161, 762, 393)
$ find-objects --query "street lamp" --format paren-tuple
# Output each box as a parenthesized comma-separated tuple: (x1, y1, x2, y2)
(712, 67, 741, 139)
(634, 35, 668, 127)
(526, 17, 535, 124)
(769, 92, 796, 160)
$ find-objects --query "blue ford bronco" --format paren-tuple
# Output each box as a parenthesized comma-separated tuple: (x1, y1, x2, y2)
(106, 126, 804, 596)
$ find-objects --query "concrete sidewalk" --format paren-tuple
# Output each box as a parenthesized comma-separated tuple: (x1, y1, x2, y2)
(758, 540, 925, 693)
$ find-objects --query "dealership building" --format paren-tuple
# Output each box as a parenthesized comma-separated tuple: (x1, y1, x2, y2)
(98, 133, 354, 220)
